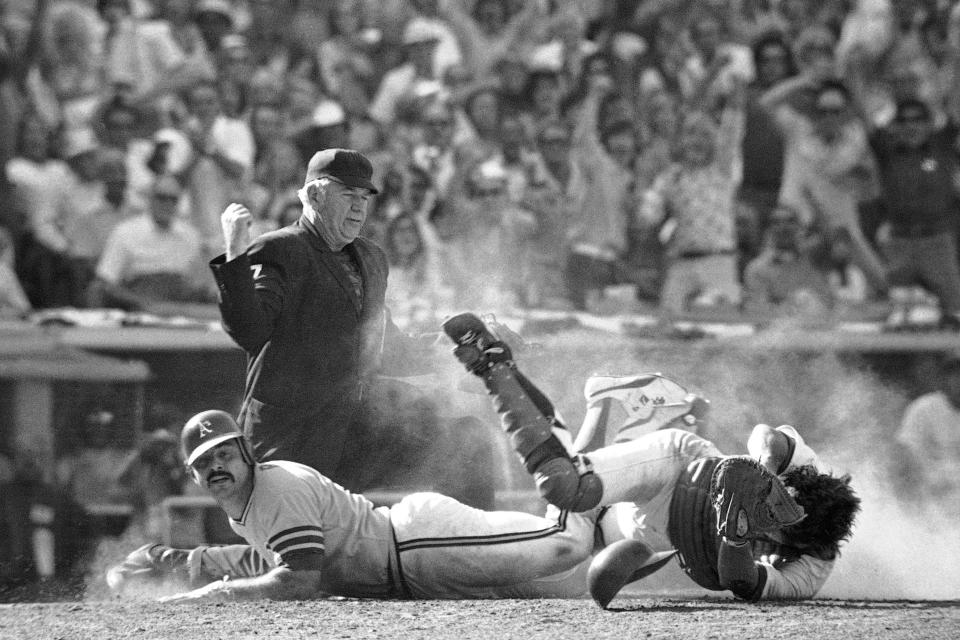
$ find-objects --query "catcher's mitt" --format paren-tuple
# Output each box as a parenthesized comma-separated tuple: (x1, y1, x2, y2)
(710, 456, 806, 544)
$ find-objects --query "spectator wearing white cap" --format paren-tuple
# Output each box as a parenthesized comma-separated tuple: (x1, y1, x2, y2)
(290, 100, 350, 167)
(368, 17, 446, 126)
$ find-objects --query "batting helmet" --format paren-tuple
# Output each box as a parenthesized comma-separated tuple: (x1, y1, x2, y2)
(180, 410, 248, 465)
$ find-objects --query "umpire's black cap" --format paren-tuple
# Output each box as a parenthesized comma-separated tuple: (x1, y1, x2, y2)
(304, 148, 379, 194)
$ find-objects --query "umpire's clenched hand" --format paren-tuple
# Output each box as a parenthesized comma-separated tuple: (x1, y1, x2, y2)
(222, 202, 253, 261)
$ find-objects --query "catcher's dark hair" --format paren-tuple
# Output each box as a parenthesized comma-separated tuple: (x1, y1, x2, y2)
(781, 465, 860, 560)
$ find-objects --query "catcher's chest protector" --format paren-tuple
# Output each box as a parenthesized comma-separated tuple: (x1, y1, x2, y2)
(668, 457, 800, 591)
(668, 456, 725, 590)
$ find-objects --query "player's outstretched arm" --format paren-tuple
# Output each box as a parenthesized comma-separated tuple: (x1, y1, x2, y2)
(158, 566, 324, 603)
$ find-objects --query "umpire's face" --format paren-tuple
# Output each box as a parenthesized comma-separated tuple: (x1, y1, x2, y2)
(307, 177, 372, 248)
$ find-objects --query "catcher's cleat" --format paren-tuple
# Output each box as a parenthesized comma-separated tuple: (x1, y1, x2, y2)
(587, 540, 678, 609)
(442, 312, 513, 375)
(577, 374, 709, 450)
(106, 543, 192, 592)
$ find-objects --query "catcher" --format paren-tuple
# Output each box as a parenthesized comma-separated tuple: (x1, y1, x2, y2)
(443, 313, 862, 604)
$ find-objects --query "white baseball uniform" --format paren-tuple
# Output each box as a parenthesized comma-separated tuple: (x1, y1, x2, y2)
(198, 460, 595, 599)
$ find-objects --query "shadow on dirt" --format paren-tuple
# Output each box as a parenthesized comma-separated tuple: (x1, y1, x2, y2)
(606, 597, 960, 613)
(802, 599, 960, 610)
(0, 577, 85, 604)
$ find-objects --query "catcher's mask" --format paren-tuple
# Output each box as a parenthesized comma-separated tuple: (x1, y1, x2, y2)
(181, 410, 255, 466)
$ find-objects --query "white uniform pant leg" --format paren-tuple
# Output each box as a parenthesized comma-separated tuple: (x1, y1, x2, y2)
(390, 493, 595, 599)
(585, 430, 723, 552)
(587, 429, 722, 506)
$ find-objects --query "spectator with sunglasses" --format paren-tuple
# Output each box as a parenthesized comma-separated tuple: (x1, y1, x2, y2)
(869, 98, 960, 329)
(86, 173, 212, 310)
(765, 78, 888, 298)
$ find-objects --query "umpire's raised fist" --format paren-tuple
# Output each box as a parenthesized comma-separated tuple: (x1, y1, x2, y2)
(221, 202, 253, 260)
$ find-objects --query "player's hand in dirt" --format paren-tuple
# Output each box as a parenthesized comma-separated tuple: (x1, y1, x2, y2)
(157, 579, 232, 603)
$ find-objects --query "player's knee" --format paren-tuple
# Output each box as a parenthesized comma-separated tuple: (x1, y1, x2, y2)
(667, 428, 714, 460)
(551, 532, 594, 564)
(534, 458, 603, 512)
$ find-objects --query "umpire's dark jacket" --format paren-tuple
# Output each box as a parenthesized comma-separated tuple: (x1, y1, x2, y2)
(210, 216, 425, 479)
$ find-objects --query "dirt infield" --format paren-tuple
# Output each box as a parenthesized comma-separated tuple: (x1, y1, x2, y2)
(1, 595, 958, 640)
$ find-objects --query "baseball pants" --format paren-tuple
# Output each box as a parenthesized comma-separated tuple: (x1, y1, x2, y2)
(194, 493, 596, 599)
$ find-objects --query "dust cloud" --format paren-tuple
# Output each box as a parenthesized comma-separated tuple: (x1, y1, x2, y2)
(821, 472, 960, 600)
(499, 327, 960, 601)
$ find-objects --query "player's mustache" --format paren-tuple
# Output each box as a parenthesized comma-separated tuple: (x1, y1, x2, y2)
(207, 470, 234, 483)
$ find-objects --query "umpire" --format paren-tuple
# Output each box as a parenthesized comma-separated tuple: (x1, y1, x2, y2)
(209, 149, 480, 500)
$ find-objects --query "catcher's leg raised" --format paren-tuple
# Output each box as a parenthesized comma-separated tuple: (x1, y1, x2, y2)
(442, 313, 603, 512)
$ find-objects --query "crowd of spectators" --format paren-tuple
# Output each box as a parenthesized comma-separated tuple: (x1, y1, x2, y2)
(2, 0, 960, 329)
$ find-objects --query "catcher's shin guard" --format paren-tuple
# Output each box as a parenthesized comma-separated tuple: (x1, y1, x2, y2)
(489, 364, 606, 511)
(443, 312, 602, 511)
(490, 363, 604, 511)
